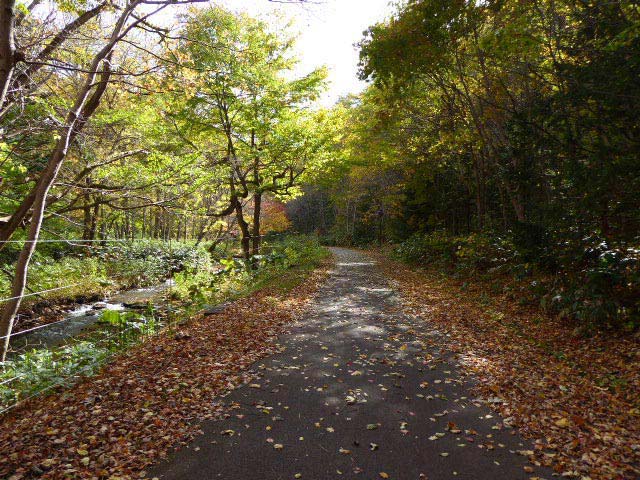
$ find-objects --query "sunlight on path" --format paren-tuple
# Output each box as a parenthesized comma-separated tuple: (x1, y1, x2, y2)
(149, 248, 550, 480)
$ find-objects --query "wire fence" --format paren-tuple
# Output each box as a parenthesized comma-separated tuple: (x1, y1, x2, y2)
(0, 236, 185, 415)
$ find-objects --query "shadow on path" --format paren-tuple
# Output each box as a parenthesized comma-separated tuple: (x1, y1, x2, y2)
(148, 248, 550, 480)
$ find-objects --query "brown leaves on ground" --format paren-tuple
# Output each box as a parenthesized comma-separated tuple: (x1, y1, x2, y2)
(0, 266, 329, 480)
(373, 253, 640, 480)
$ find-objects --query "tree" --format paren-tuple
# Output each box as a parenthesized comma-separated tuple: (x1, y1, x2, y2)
(0, 0, 209, 362)
(171, 5, 327, 259)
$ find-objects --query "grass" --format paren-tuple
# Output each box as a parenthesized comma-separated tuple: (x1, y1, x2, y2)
(0, 309, 162, 412)
(171, 235, 330, 307)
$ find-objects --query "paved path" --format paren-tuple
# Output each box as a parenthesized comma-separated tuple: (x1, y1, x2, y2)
(149, 249, 549, 480)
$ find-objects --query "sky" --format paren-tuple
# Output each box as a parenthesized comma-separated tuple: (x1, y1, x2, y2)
(218, 0, 394, 106)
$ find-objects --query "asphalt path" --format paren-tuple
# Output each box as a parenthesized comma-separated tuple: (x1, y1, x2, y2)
(148, 248, 551, 480)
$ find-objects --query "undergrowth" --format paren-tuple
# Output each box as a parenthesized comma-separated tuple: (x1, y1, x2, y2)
(0, 240, 211, 308)
(394, 231, 640, 332)
(171, 235, 329, 305)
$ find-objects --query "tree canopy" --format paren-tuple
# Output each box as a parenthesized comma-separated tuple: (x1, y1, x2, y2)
(0, 0, 331, 359)
(288, 0, 640, 329)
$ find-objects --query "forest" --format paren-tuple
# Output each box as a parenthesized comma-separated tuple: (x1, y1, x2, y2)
(289, 0, 640, 332)
(0, 0, 638, 479)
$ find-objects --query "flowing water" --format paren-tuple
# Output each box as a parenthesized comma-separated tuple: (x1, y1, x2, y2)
(8, 281, 173, 354)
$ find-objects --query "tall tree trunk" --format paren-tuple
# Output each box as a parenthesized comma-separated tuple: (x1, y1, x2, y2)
(0, 0, 16, 111)
(82, 178, 93, 241)
(0, 5, 131, 359)
(252, 191, 261, 256)
(0, 176, 49, 362)
(0, 0, 151, 246)
(234, 197, 251, 261)
(471, 149, 486, 230)
(88, 202, 99, 241)
(0, 86, 99, 359)
(0, 1, 108, 119)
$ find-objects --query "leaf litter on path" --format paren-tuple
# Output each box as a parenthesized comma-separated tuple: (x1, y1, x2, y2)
(373, 252, 640, 480)
(0, 266, 329, 480)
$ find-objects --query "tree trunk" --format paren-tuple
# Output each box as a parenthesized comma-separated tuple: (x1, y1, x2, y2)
(0, 109, 85, 360)
(471, 149, 486, 230)
(88, 202, 99, 241)
(82, 176, 93, 241)
(0, 0, 16, 111)
(234, 197, 251, 260)
(0, 178, 48, 362)
(0, 5, 131, 359)
(0, 1, 107, 119)
(251, 191, 261, 256)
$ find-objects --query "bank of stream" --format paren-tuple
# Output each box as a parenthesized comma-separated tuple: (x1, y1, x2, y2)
(7, 281, 175, 355)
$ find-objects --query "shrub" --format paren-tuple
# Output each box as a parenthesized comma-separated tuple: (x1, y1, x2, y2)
(171, 235, 327, 306)
(99, 240, 210, 287)
(0, 254, 108, 305)
(0, 341, 110, 408)
(543, 235, 640, 330)
(394, 232, 513, 274)
(394, 231, 640, 330)
(0, 240, 211, 307)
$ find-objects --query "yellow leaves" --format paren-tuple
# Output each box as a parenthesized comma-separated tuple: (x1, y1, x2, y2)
(379, 473, 389, 478)
(555, 418, 571, 428)
(0, 266, 330, 480)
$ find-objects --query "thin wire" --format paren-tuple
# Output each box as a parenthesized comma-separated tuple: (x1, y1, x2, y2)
(0, 284, 83, 305)
(0, 375, 81, 415)
(0, 373, 24, 386)
(0, 231, 232, 411)
(0, 239, 134, 244)
(0, 314, 83, 340)
(0, 320, 161, 414)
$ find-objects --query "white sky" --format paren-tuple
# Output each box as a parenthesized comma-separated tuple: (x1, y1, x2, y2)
(219, 0, 394, 106)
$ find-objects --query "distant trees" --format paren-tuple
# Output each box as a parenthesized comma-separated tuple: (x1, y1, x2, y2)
(286, 0, 639, 328)
(308, 0, 640, 246)
(0, 0, 210, 361)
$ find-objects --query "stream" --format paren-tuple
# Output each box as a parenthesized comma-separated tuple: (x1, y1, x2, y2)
(8, 281, 175, 354)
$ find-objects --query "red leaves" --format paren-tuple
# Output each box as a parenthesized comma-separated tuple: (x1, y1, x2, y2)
(374, 253, 640, 480)
(0, 267, 327, 479)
